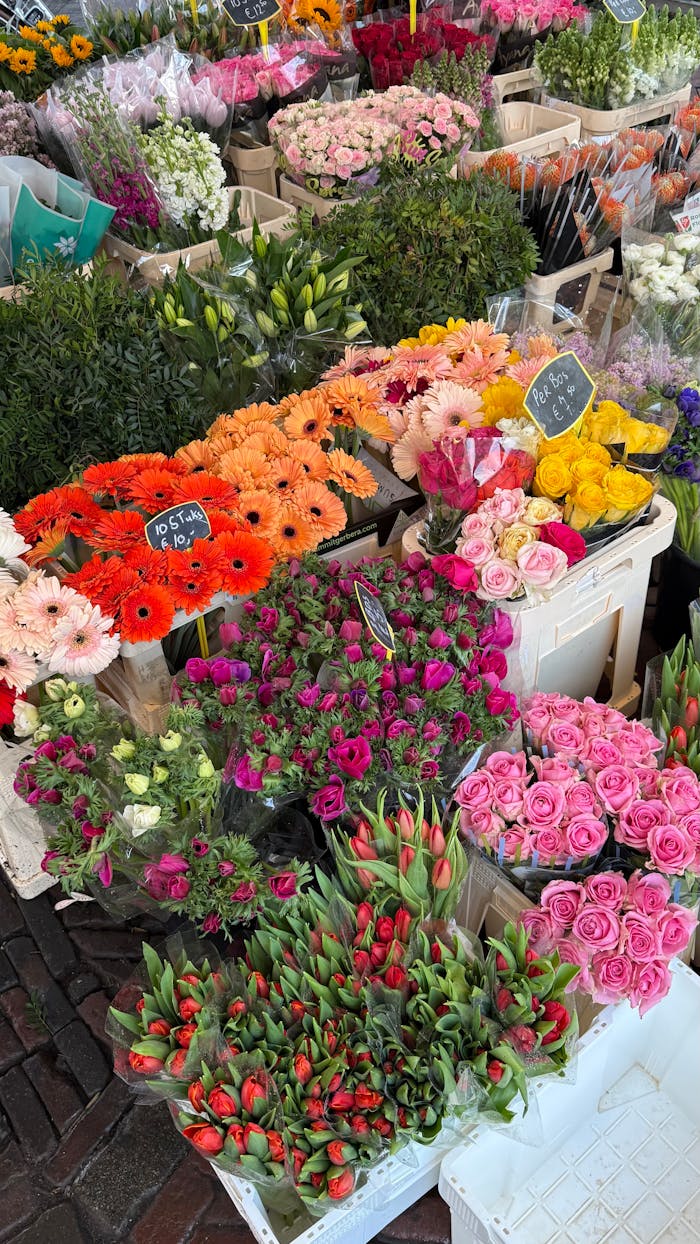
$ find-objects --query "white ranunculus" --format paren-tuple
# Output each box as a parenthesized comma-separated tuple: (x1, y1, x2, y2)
(675, 235, 700, 255)
(639, 243, 665, 260)
(13, 700, 40, 737)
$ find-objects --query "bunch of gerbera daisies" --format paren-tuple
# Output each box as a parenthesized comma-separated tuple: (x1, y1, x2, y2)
(0, 509, 119, 721)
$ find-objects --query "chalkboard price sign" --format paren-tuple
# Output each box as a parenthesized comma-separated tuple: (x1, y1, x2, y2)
(145, 503, 212, 552)
(355, 582, 396, 656)
(222, 0, 280, 26)
(523, 350, 596, 441)
(602, 0, 645, 23)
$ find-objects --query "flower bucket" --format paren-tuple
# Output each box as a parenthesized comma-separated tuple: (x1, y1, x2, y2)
(542, 84, 692, 142)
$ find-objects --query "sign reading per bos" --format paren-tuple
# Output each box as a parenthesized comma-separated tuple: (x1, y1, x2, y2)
(523, 350, 596, 441)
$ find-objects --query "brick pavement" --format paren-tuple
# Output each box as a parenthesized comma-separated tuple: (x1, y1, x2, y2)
(0, 870, 450, 1244)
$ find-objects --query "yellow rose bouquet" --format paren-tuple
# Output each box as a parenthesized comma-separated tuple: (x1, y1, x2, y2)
(584, 399, 677, 473)
(0, 16, 94, 102)
(533, 430, 656, 543)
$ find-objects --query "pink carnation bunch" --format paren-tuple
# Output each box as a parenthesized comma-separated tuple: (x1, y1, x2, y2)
(456, 749, 608, 865)
(518, 870, 696, 1016)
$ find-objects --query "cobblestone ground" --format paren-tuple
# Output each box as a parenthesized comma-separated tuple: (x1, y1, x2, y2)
(0, 871, 450, 1243)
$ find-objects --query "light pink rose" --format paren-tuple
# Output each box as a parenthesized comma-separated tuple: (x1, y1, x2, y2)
(582, 736, 622, 771)
(591, 951, 634, 1003)
(629, 959, 672, 1017)
(565, 815, 608, 859)
(566, 781, 601, 818)
(521, 781, 566, 831)
(615, 720, 663, 766)
(529, 756, 576, 786)
(523, 703, 552, 740)
(531, 827, 565, 861)
(464, 807, 506, 839)
(647, 823, 696, 875)
(621, 911, 661, 963)
(549, 696, 584, 723)
(553, 936, 592, 993)
(679, 811, 700, 868)
(459, 536, 495, 569)
(660, 770, 700, 816)
(581, 714, 606, 739)
(492, 777, 525, 820)
(455, 770, 494, 810)
(516, 541, 568, 589)
(481, 487, 526, 524)
(658, 904, 698, 956)
(634, 765, 664, 799)
(484, 750, 527, 781)
(545, 720, 586, 758)
(625, 870, 671, 916)
(572, 904, 622, 952)
(517, 907, 558, 952)
(540, 879, 586, 929)
(615, 799, 671, 851)
(594, 765, 640, 816)
(477, 557, 522, 601)
(585, 872, 627, 910)
(498, 826, 533, 861)
(461, 512, 495, 539)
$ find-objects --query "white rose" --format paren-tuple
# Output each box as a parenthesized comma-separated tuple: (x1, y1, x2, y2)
(13, 700, 39, 737)
(122, 804, 162, 837)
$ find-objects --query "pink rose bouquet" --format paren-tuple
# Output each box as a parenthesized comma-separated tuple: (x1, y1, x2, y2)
(456, 749, 609, 878)
(518, 869, 696, 1015)
(523, 692, 663, 772)
(483, 0, 586, 72)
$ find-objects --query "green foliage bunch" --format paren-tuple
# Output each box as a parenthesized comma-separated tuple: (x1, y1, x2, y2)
(314, 170, 538, 344)
(0, 259, 209, 512)
(86, 0, 254, 60)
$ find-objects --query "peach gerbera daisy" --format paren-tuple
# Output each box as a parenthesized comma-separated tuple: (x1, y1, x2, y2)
(391, 407, 433, 482)
(507, 356, 553, 388)
(421, 382, 484, 440)
(266, 456, 306, 495)
(525, 333, 558, 360)
(233, 490, 282, 540)
(442, 321, 510, 360)
(283, 395, 333, 443)
(326, 450, 377, 500)
(217, 447, 273, 490)
(270, 505, 316, 559)
(291, 481, 347, 540)
(207, 404, 278, 439)
(242, 428, 291, 457)
(322, 375, 387, 433)
(175, 440, 216, 473)
(451, 346, 511, 392)
(383, 345, 453, 393)
(321, 345, 390, 381)
(288, 441, 330, 481)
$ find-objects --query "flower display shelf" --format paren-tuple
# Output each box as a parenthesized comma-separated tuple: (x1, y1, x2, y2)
(224, 139, 278, 198)
(0, 738, 53, 900)
(439, 959, 700, 1244)
(279, 174, 358, 221)
(402, 495, 676, 714)
(103, 187, 296, 286)
(214, 1134, 454, 1244)
(524, 248, 614, 330)
(542, 84, 692, 141)
(491, 66, 538, 105)
(460, 102, 581, 170)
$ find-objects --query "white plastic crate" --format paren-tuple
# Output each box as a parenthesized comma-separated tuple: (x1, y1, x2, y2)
(491, 66, 538, 105)
(439, 960, 700, 1244)
(542, 84, 691, 141)
(402, 495, 676, 713)
(525, 248, 614, 326)
(225, 141, 278, 198)
(460, 103, 580, 169)
(215, 1135, 453, 1244)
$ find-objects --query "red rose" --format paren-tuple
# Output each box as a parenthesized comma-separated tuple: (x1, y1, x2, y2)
(175, 1023, 197, 1048)
(179, 997, 202, 1022)
(540, 522, 586, 568)
(432, 554, 478, 592)
(182, 1123, 224, 1155)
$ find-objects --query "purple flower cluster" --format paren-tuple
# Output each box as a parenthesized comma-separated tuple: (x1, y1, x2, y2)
(665, 387, 700, 482)
(0, 92, 50, 163)
(93, 156, 163, 237)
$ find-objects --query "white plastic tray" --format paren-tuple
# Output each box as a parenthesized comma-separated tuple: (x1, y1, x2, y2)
(440, 961, 700, 1244)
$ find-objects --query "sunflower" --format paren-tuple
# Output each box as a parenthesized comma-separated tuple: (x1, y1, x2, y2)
(269, 505, 315, 559)
(127, 468, 177, 512)
(166, 538, 224, 584)
(18, 26, 43, 42)
(119, 585, 175, 643)
(288, 441, 330, 481)
(23, 521, 71, 566)
(168, 572, 219, 615)
(9, 48, 37, 74)
(326, 449, 377, 500)
(233, 489, 281, 540)
(217, 447, 273, 490)
(70, 33, 93, 59)
(266, 456, 306, 495)
(287, 0, 342, 38)
(283, 395, 333, 443)
(175, 440, 215, 473)
(0, 44, 11, 63)
(291, 481, 347, 540)
(215, 529, 275, 595)
(82, 459, 139, 499)
(51, 14, 71, 23)
(50, 44, 73, 67)
(34, 19, 52, 30)
(171, 473, 237, 508)
(123, 546, 168, 583)
(91, 510, 146, 551)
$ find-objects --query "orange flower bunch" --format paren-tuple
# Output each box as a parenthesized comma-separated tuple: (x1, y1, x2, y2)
(177, 381, 390, 554)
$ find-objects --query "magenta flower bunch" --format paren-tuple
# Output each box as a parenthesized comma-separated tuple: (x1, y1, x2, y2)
(175, 552, 518, 820)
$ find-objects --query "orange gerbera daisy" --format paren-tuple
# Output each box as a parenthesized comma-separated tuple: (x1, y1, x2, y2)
(42, 485, 103, 539)
(322, 375, 395, 443)
(166, 538, 224, 584)
(168, 572, 219, 615)
(127, 469, 177, 512)
(24, 521, 71, 566)
(283, 395, 333, 443)
(118, 584, 176, 643)
(215, 529, 275, 596)
(171, 473, 237, 508)
(207, 404, 278, 439)
(175, 440, 216, 473)
(14, 490, 68, 542)
(241, 428, 291, 457)
(119, 451, 171, 472)
(208, 434, 241, 461)
(217, 447, 273, 490)
(326, 450, 377, 500)
(123, 546, 168, 583)
(63, 556, 119, 599)
(206, 509, 242, 537)
(82, 460, 139, 499)
(288, 441, 330, 481)
(233, 490, 281, 540)
(270, 505, 315, 559)
(278, 388, 320, 414)
(90, 510, 146, 552)
(291, 482, 347, 540)
(267, 456, 306, 495)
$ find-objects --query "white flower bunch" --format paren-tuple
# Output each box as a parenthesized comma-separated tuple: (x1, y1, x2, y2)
(623, 234, 700, 308)
(141, 116, 229, 238)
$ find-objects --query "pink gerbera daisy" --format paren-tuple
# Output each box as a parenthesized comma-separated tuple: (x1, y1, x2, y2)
(322, 346, 390, 382)
(0, 648, 38, 692)
(48, 605, 120, 677)
(391, 408, 434, 482)
(451, 347, 511, 393)
(421, 382, 484, 440)
(507, 356, 551, 388)
(442, 321, 510, 359)
(525, 333, 558, 359)
(0, 598, 48, 656)
(14, 575, 85, 634)
(383, 345, 453, 398)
